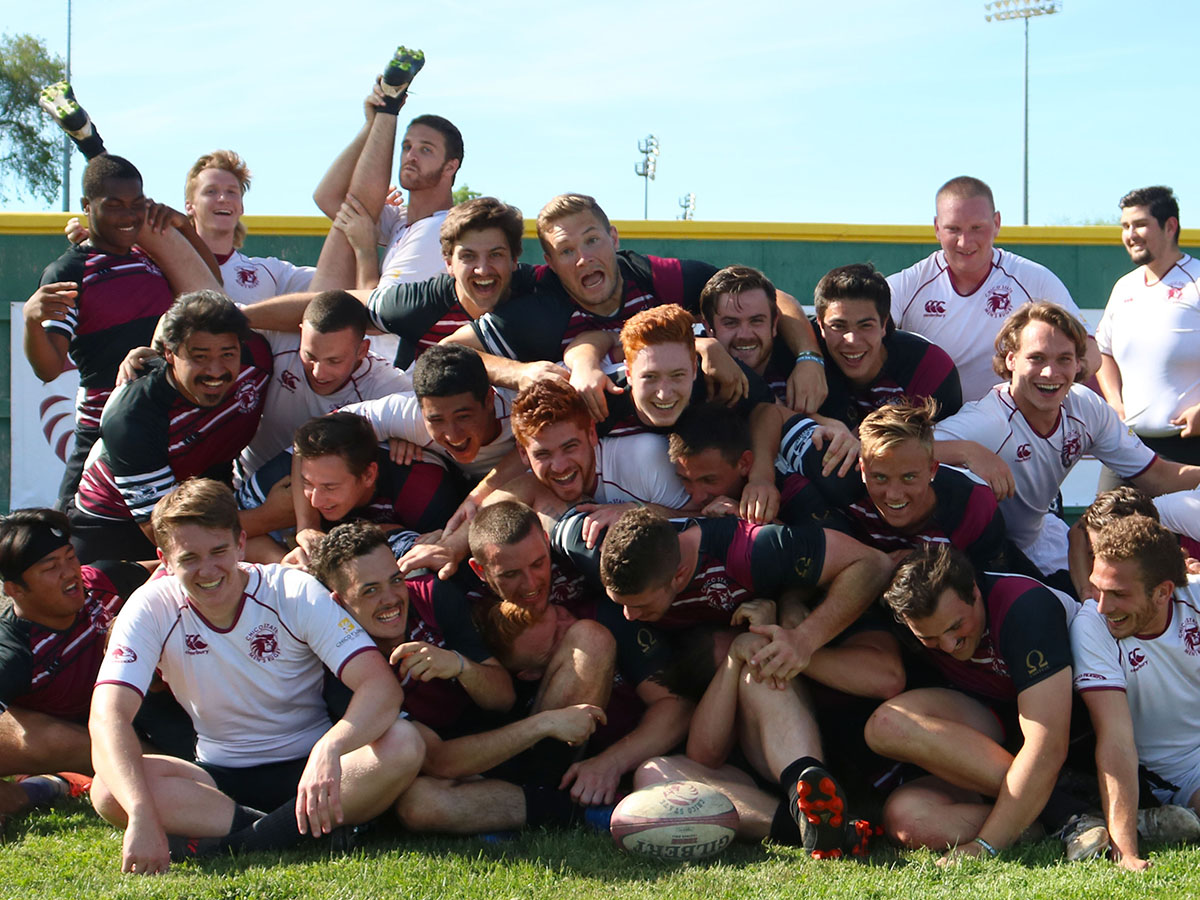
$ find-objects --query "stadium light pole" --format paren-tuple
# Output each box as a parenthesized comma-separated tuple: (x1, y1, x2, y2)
(984, 0, 1062, 226)
(60, 0, 73, 211)
(634, 134, 659, 220)
(678, 192, 696, 221)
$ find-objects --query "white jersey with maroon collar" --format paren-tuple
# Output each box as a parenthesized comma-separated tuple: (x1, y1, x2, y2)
(236, 329, 411, 484)
(887, 248, 1080, 401)
(1097, 254, 1200, 437)
(1071, 577, 1200, 798)
(592, 433, 691, 508)
(935, 383, 1155, 575)
(219, 249, 315, 306)
(95, 562, 376, 767)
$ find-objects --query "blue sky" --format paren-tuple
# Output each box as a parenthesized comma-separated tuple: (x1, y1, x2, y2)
(4, 0, 1196, 226)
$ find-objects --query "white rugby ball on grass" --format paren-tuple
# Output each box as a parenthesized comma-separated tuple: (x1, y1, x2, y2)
(610, 780, 738, 860)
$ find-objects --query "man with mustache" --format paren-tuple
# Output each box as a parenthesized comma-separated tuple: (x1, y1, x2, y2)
(68, 291, 272, 563)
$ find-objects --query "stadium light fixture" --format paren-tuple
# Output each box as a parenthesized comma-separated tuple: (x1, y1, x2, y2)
(984, 0, 1062, 225)
(678, 192, 696, 221)
(634, 134, 660, 220)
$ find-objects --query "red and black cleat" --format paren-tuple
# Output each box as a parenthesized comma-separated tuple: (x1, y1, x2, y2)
(844, 817, 883, 859)
(792, 765, 848, 856)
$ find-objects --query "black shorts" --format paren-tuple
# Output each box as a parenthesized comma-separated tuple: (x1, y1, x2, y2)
(197, 756, 308, 812)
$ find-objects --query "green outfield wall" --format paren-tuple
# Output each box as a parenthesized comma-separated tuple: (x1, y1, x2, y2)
(2, 212, 1192, 513)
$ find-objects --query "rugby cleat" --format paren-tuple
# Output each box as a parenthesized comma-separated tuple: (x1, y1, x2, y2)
(1137, 805, 1200, 844)
(167, 833, 224, 862)
(38, 82, 105, 158)
(844, 817, 883, 859)
(379, 46, 425, 113)
(1059, 813, 1110, 861)
(791, 765, 848, 857)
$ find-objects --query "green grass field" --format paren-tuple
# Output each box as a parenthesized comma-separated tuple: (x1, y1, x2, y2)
(5, 800, 1200, 900)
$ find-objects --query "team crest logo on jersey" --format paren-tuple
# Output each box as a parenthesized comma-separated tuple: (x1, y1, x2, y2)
(924, 299, 946, 316)
(1060, 432, 1083, 468)
(185, 633, 209, 655)
(88, 603, 115, 633)
(279, 371, 300, 393)
(235, 267, 259, 288)
(699, 574, 740, 612)
(1016, 443, 1032, 461)
(246, 623, 281, 663)
(1166, 283, 1185, 302)
(110, 644, 137, 663)
(232, 380, 261, 414)
(1127, 647, 1147, 671)
(1181, 618, 1200, 656)
(984, 287, 1012, 318)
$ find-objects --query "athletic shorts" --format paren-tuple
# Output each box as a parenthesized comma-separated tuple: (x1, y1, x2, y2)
(197, 756, 308, 812)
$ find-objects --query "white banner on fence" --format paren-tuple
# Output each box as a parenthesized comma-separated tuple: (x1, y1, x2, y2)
(9, 302, 76, 510)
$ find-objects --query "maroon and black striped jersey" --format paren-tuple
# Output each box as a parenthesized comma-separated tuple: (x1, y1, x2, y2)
(0, 561, 147, 721)
(472, 252, 717, 362)
(74, 333, 272, 521)
(40, 244, 174, 431)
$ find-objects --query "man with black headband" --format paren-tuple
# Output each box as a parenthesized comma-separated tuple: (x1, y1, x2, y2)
(0, 509, 176, 821)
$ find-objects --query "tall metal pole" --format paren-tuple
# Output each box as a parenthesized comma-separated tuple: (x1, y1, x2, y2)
(634, 135, 659, 220)
(59, 0, 72, 211)
(984, 1, 1061, 226)
(1023, 15, 1029, 225)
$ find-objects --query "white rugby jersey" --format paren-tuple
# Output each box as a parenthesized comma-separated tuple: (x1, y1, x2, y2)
(237, 329, 411, 483)
(1097, 255, 1200, 437)
(936, 384, 1154, 574)
(1154, 488, 1200, 542)
(1071, 580, 1200, 793)
(96, 563, 376, 767)
(220, 250, 314, 306)
(593, 433, 691, 508)
(888, 248, 1080, 401)
(339, 387, 516, 481)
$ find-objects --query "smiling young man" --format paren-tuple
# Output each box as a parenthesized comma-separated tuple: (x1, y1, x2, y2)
(68, 291, 271, 563)
(811, 263, 961, 429)
(1071, 515, 1200, 870)
(935, 301, 1200, 586)
(0, 509, 168, 813)
(1095, 186, 1200, 470)
(25, 154, 222, 510)
(887, 176, 1098, 401)
(88, 479, 424, 874)
(236, 290, 410, 488)
(242, 196, 531, 370)
(867, 544, 1084, 861)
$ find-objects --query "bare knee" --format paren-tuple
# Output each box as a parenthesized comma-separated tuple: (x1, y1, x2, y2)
(633, 756, 683, 789)
(394, 777, 453, 831)
(373, 719, 426, 782)
(89, 775, 128, 827)
(561, 619, 615, 659)
(864, 700, 909, 756)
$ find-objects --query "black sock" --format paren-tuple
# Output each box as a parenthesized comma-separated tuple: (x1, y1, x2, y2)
(1039, 786, 1089, 833)
(521, 783, 576, 828)
(230, 803, 265, 833)
(73, 131, 106, 160)
(223, 797, 304, 852)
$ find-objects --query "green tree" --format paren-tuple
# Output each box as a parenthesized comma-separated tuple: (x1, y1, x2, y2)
(452, 184, 481, 205)
(0, 33, 66, 204)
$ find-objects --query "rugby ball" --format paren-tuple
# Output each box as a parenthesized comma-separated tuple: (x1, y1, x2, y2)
(610, 781, 738, 860)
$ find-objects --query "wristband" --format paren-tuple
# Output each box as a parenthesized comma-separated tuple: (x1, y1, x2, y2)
(452, 649, 466, 679)
(972, 836, 998, 857)
(795, 351, 825, 367)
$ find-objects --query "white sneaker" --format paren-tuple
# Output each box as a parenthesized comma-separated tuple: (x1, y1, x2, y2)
(1138, 805, 1200, 843)
(1060, 813, 1110, 861)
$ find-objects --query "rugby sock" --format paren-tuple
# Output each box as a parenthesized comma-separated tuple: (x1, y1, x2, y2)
(223, 798, 304, 852)
(379, 46, 425, 115)
(769, 797, 804, 845)
(521, 783, 576, 828)
(14, 775, 68, 807)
